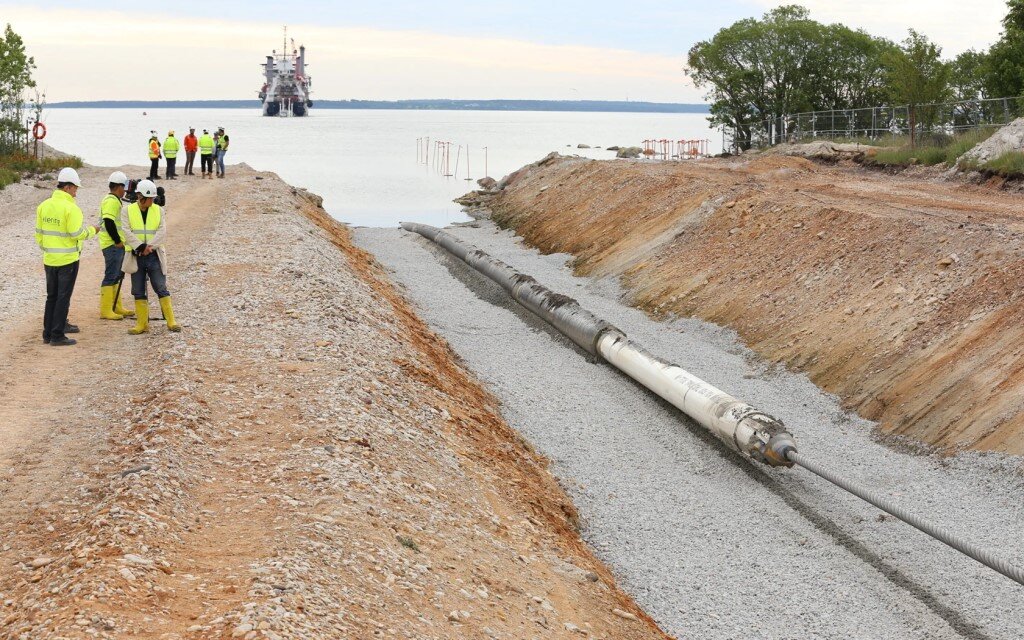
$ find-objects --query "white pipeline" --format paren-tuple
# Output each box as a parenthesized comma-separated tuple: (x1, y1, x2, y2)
(401, 222, 796, 467)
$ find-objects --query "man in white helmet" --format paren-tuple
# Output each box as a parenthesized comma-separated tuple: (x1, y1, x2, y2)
(34, 167, 99, 346)
(96, 171, 134, 320)
(120, 179, 181, 334)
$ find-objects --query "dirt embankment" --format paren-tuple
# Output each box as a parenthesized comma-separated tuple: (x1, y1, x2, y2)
(489, 154, 1024, 455)
(0, 163, 668, 639)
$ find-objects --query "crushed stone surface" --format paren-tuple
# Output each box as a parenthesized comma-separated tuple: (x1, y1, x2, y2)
(357, 221, 1024, 640)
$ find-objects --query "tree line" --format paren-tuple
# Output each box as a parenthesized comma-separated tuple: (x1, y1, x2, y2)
(687, 3, 1024, 149)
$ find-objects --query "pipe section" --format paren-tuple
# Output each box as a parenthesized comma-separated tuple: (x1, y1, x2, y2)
(401, 221, 796, 467)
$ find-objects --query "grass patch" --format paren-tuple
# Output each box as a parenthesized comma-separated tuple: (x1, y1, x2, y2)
(828, 135, 908, 148)
(0, 151, 84, 190)
(396, 535, 421, 553)
(868, 129, 997, 168)
(966, 150, 1024, 177)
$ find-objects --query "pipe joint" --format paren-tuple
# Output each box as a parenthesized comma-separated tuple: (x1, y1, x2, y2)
(734, 411, 796, 467)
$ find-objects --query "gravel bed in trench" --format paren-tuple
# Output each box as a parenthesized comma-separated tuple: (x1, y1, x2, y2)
(356, 221, 1024, 640)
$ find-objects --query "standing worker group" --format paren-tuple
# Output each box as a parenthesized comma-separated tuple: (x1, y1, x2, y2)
(147, 127, 229, 179)
(183, 127, 198, 176)
(163, 131, 179, 180)
(147, 131, 161, 181)
(34, 168, 99, 346)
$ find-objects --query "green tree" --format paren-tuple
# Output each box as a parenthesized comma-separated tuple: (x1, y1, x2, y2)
(687, 5, 896, 149)
(883, 30, 951, 143)
(0, 23, 36, 153)
(984, 1, 1024, 103)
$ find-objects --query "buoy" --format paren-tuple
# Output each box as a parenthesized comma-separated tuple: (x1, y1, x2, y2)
(31, 122, 46, 140)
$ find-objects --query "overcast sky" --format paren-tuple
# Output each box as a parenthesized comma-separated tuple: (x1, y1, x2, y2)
(2, 1, 1010, 103)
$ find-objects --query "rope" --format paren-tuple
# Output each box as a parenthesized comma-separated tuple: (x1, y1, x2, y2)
(787, 450, 1024, 587)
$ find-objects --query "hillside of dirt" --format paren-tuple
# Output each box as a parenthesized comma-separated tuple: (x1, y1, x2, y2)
(486, 153, 1024, 455)
(0, 162, 668, 639)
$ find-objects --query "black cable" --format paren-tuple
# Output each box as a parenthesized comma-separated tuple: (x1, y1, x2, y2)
(788, 450, 1024, 587)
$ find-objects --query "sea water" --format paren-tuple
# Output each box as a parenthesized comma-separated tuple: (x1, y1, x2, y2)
(43, 108, 718, 227)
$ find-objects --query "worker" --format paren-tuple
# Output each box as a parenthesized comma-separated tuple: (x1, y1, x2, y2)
(216, 126, 230, 178)
(163, 130, 179, 180)
(183, 127, 198, 176)
(198, 129, 215, 179)
(96, 171, 135, 320)
(147, 130, 161, 180)
(120, 179, 180, 334)
(35, 167, 99, 346)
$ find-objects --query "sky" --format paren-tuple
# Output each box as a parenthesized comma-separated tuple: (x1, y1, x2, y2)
(1, 1, 1010, 103)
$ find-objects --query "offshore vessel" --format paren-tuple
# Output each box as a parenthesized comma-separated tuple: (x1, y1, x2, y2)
(259, 28, 312, 117)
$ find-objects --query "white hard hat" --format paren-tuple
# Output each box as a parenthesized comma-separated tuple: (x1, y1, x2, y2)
(136, 179, 158, 199)
(108, 171, 128, 185)
(57, 167, 81, 187)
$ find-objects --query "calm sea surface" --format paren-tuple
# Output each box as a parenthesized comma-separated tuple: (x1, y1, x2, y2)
(44, 108, 718, 227)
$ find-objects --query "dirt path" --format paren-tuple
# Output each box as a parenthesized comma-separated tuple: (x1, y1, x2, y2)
(0, 164, 669, 639)
(488, 154, 1024, 455)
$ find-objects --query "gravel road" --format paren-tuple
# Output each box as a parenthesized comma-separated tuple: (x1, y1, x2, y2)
(356, 221, 1024, 640)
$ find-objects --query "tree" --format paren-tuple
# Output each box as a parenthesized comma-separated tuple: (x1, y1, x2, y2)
(0, 24, 36, 153)
(883, 30, 951, 144)
(687, 5, 896, 149)
(984, 0, 1024, 106)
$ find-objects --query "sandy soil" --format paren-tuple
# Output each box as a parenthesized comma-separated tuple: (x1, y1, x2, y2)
(0, 163, 668, 639)
(487, 153, 1024, 455)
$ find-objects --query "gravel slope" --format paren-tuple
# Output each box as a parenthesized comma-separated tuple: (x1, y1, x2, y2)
(356, 222, 1024, 640)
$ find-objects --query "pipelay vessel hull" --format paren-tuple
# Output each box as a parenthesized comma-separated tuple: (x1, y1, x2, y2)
(259, 30, 312, 117)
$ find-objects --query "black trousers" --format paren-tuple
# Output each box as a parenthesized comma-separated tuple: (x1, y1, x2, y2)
(149, 157, 159, 180)
(166, 157, 176, 178)
(43, 261, 80, 341)
(201, 154, 213, 174)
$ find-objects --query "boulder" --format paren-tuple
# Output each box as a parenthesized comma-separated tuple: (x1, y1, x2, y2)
(477, 176, 497, 190)
(616, 146, 643, 159)
(577, 144, 591, 149)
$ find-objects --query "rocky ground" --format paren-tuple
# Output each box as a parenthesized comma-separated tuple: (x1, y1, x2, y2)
(483, 152, 1024, 455)
(0, 163, 668, 639)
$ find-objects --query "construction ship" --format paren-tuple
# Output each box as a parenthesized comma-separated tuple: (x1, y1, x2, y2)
(259, 28, 312, 117)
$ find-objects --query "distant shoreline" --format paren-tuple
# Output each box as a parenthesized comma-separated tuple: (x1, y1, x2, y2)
(48, 99, 710, 114)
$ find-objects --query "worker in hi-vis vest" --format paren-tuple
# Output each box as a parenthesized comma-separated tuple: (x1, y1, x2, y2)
(215, 126, 229, 178)
(163, 130, 179, 180)
(147, 130, 161, 181)
(198, 129, 215, 179)
(35, 167, 99, 346)
(96, 170, 134, 320)
(120, 179, 180, 334)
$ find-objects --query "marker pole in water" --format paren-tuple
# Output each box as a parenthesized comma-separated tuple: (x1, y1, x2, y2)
(451, 145, 461, 178)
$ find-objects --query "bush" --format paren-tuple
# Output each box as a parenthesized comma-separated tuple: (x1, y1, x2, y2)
(0, 151, 83, 190)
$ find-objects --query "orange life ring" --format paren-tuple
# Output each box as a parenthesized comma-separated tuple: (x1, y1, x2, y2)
(32, 122, 46, 140)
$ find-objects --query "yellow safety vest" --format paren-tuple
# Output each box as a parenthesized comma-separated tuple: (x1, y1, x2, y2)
(199, 134, 214, 155)
(148, 138, 160, 159)
(97, 193, 123, 250)
(35, 190, 95, 267)
(163, 136, 179, 158)
(127, 202, 162, 246)
(218, 134, 228, 151)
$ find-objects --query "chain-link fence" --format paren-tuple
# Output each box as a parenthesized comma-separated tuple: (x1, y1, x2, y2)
(726, 96, 1024, 153)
